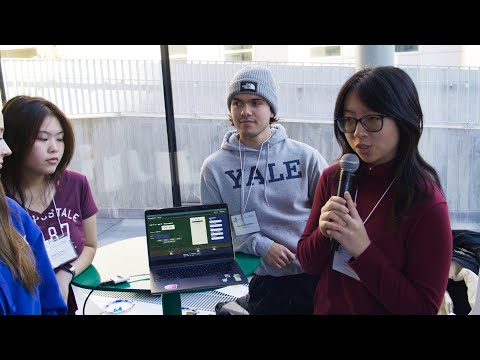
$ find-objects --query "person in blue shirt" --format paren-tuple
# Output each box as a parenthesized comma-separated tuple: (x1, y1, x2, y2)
(0, 111, 66, 315)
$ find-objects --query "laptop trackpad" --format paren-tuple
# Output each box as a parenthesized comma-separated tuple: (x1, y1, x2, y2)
(154, 271, 247, 293)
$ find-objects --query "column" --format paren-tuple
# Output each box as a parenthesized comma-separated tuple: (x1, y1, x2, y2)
(355, 45, 395, 70)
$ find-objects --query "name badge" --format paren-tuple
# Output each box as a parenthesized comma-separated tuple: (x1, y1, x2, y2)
(332, 246, 360, 281)
(44, 233, 78, 269)
(231, 211, 260, 236)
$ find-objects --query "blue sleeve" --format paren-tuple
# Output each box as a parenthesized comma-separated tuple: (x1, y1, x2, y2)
(8, 198, 67, 315)
(0, 293, 6, 314)
(0, 277, 9, 315)
(26, 223, 68, 315)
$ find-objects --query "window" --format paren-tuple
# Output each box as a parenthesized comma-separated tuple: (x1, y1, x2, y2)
(310, 46, 341, 58)
(224, 52, 252, 61)
(0, 47, 38, 58)
(224, 45, 252, 61)
(169, 45, 188, 60)
(395, 45, 419, 53)
(224, 45, 251, 51)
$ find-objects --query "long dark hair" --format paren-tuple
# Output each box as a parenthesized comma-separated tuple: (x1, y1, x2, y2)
(1, 95, 75, 208)
(333, 66, 443, 221)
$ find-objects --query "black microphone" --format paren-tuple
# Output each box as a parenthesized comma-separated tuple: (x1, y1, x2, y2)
(331, 153, 360, 251)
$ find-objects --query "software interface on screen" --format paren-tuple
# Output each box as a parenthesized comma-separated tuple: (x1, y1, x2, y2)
(146, 207, 232, 261)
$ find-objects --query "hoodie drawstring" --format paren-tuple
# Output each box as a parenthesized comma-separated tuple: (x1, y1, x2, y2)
(239, 134, 272, 216)
(264, 142, 270, 208)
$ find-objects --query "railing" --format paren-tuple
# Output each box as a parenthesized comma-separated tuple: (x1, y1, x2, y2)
(2, 59, 479, 127)
(2, 59, 479, 223)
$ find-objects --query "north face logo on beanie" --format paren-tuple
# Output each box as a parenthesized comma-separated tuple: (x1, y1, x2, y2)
(240, 81, 257, 92)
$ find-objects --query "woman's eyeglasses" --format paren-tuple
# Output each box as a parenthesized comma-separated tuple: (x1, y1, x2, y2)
(335, 114, 387, 133)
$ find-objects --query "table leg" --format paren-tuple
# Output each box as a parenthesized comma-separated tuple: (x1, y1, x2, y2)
(161, 293, 182, 315)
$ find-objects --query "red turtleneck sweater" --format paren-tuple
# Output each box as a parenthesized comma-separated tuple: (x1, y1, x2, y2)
(297, 159, 452, 314)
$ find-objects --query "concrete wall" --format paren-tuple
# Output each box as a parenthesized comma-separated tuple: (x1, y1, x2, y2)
(69, 115, 480, 225)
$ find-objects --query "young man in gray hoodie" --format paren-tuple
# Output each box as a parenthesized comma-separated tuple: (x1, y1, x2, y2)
(200, 65, 328, 315)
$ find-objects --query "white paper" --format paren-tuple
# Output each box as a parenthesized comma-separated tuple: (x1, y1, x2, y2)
(332, 246, 360, 281)
(214, 284, 249, 298)
(44, 234, 78, 269)
(231, 211, 260, 236)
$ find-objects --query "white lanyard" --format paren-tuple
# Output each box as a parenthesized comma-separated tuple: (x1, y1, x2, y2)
(48, 180, 65, 236)
(238, 134, 271, 215)
(25, 180, 65, 236)
(354, 178, 395, 225)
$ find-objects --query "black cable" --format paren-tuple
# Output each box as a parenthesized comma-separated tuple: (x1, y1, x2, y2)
(81, 274, 149, 315)
(100, 280, 115, 286)
(82, 281, 114, 315)
(82, 287, 96, 315)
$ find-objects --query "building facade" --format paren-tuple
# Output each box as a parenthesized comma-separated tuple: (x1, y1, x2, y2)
(1, 45, 480, 67)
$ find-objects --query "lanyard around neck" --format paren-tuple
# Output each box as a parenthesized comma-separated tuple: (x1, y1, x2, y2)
(238, 134, 272, 215)
(25, 180, 65, 236)
(355, 178, 396, 225)
(48, 180, 65, 236)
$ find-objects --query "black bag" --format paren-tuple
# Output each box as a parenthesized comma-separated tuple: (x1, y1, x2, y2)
(452, 229, 480, 275)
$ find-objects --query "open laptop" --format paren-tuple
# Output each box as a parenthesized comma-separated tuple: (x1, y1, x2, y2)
(145, 203, 248, 295)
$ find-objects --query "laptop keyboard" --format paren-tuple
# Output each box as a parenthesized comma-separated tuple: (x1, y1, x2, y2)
(153, 262, 236, 280)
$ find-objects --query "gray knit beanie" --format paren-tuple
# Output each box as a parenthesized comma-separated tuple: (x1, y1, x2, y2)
(226, 65, 278, 115)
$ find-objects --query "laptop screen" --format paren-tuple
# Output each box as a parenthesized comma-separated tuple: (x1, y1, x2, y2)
(145, 204, 234, 266)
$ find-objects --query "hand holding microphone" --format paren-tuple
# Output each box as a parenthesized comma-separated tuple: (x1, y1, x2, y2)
(330, 153, 359, 251)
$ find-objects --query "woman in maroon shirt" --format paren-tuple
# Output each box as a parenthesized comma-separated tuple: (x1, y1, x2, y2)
(297, 66, 452, 314)
(1, 96, 98, 315)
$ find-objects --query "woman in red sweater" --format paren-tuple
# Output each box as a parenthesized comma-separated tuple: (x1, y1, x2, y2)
(297, 66, 452, 314)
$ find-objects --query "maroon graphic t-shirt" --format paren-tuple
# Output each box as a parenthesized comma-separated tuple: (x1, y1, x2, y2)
(27, 169, 98, 262)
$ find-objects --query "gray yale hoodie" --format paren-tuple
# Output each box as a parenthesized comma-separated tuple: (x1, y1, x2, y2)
(200, 124, 328, 277)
